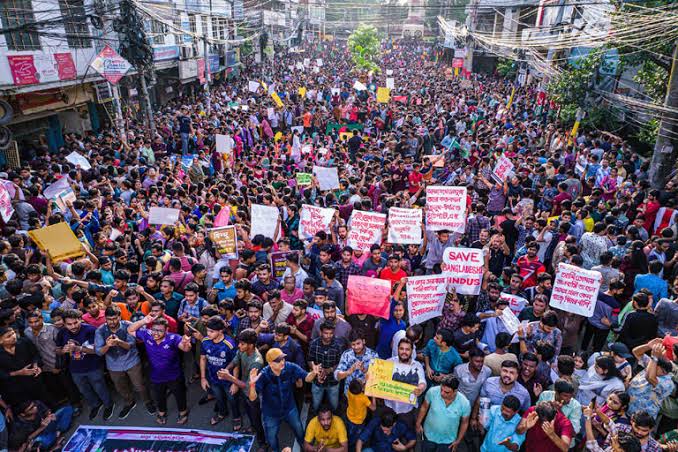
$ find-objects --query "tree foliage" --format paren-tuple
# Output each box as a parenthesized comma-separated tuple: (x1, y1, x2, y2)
(546, 52, 603, 126)
(496, 58, 517, 79)
(348, 24, 382, 73)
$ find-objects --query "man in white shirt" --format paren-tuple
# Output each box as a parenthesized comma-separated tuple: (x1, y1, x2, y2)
(385, 337, 426, 430)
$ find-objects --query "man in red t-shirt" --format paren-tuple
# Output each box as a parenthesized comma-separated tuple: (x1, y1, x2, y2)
(379, 255, 408, 289)
(516, 243, 546, 289)
(408, 163, 424, 195)
(641, 189, 661, 234)
(552, 182, 573, 216)
(519, 401, 574, 452)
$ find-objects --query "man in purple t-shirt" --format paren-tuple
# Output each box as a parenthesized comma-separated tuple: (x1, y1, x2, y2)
(129, 314, 192, 425)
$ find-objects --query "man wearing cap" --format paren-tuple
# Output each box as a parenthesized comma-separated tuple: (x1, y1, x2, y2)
(249, 347, 321, 452)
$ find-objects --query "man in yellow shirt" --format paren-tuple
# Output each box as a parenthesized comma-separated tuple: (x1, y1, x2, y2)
(303, 406, 349, 452)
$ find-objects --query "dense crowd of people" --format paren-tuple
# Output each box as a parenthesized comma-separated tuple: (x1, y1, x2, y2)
(0, 38, 677, 452)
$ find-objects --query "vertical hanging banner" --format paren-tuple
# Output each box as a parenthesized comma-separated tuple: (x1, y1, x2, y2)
(406, 275, 447, 325)
(550, 263, 602, 317)
(299, 205, 335, 240)
(387, 208, 422, 244)
(250, 204, 279, 239)
(348, 210, 387, 251)
(492, 155, 515, 183)
(441, 247, 484, 295)
(425, 186, 467, 233)
(347, 276, 392, 319)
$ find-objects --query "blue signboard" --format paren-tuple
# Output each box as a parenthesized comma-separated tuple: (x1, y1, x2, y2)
(153, 45, 180, 62)
(209, 54, 220, 73)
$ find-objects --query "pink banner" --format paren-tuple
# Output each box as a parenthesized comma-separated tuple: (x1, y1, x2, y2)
(54, 53, 77, 80)
(7, 55, 38, 85)
(347, 276, 391, 319)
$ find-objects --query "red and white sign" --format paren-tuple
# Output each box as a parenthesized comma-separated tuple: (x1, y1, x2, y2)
(198, 58, 206, 84)
(90, 45, 132, 85)
(550, 263, 602, 317)
(7, 55, 39, 85)
(347, 276, 392, 319)
(442, 247, 483, 295)
(0, 183, 14, 223)
(406, 275, 447, 325)
(348, 210, 387, 251)
(387, 207, 422, 244)
(452, 58, 465, 68)
(492, 156, 514, 183)
(54, 53, 77, 80)
(425, 186, 467, 233)
(299, 205, 335, 240)
(500, 293, 528, 316)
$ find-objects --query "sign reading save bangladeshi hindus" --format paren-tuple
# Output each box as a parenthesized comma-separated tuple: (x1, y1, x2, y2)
(492, 155, 514, 183)
(208, 226, 238, 259)
(406, 275, 447, 325)
(500, 293, 528, 316)
(347, 275, 391, 319)
(550, 263, 602, 317)
(441, 247, 484, 295)
(425, 186, 467, 233)
(387, 207, 422, 244)
(299, 205, 335, 240)
(348, 210, 387, 251)
(365, 359, 418, 405)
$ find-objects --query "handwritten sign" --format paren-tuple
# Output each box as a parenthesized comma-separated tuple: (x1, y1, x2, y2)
(366, 359, 417, 405)
(425, 186, 467, 233)
(208, 226, 238, 259)
(250, 204, 279, 239)
(550, 263, 601, 317)
(299, 205, 335, 240)
(499, 293, 528, 316)
(347, 276, 391, 319)
(149, 207, 180, 225)
(312, 166, 340, 191)
(348, 211, 387, 251)
(442, 247, 483, 295)
(270, 251, 298, 281)
(387, 208, 422, 244)
(248, 80, 260, 92)
(500, 306, 520, 335)
(406, 275, 447, 325)
(65, 151, 91, 170)
(296, 173, 312, 186)
(43, 177, 71, 200)
(492, 155, 514, 183)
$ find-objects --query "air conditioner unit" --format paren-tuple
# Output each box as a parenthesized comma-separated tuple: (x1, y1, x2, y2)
(180, 45, 194, 60)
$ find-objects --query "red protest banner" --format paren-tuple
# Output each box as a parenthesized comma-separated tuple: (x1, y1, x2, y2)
(442, 247, 484, 295)
(492, 156, 514, 183)
(425, 186, 467, 233)
(347, 275, 391, 319)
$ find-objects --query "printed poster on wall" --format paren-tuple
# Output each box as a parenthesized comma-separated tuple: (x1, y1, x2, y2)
(406, 275, 447, 325)
(348, 210, 387, 251)
(387, 207, 422, 244)
(425, 186, 467, 233)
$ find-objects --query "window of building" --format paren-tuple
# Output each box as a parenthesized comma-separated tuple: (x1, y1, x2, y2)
(59, 0, 92, 48)
(0, 0, 41, 51)
(189, 14, 197, 36)
(201, 15, 208, 39)
(151, 20, 167, 45)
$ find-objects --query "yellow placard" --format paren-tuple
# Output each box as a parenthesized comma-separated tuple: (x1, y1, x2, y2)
(376, 87, 391, 104)
(271, 92, 284, 108)
(28, 222, 85, 263)
(339, 132, 351, 141)
(568, 120, 580, 145)
(274, 131, 283, 142)
(365, 359, 417, 405)
(298, 87, 307, 97)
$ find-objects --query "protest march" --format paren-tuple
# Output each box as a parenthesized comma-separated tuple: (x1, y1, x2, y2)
(1, 36, 678, 452)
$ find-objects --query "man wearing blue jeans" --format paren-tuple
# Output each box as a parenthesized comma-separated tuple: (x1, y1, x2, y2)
(249, 348, 321, 452)
(56, 309, 114, 420)
(9, 400, 73, 450)
(177, 107, 192, 155)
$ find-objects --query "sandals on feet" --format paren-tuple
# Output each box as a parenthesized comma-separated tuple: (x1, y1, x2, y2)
(232, 417, 242, 431)
(211, 414, 226, 426)
(177, 412, 189, 425)
(156, 413, 167, 425)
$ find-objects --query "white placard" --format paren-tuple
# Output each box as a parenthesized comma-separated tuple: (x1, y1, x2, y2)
(250, 204, 279, 239)
(500, 306, 520, 335)
(316, 58, 323, 67)
(149, 207, 180, 225)
(312, 166, 340, 191)
(406, 275, 447, 325)
(386, 77, 395, 90)
(425, 186, 467, 233)
(303, 58, 310, 67)
(43, 177, 71, 200)
(0, 183, 14, 223)
(299, 205, 335, 240)
(347, 210, 387, 251)
(65, 151, 91, 170)
(248, 80, 260, 92)
(331, 88, 340, 96)
(492, 155, 514, 183)
(386, 69, 393, 75)
(442, 247, 484, 295)
(353, 81, 367, 91)
(500, 293, 528, 316)
(550, 263, 602, 317)
(387, 207, 422, 244)
(215, 134, 231, 155)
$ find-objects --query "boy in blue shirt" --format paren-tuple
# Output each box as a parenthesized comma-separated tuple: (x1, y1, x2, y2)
(199, 316, 237, 426)
(423, 328, 462, 384)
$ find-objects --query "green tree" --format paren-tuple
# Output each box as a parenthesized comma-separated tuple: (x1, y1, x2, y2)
(546, 52, 603, 126)
(348, 24, 382, 73)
